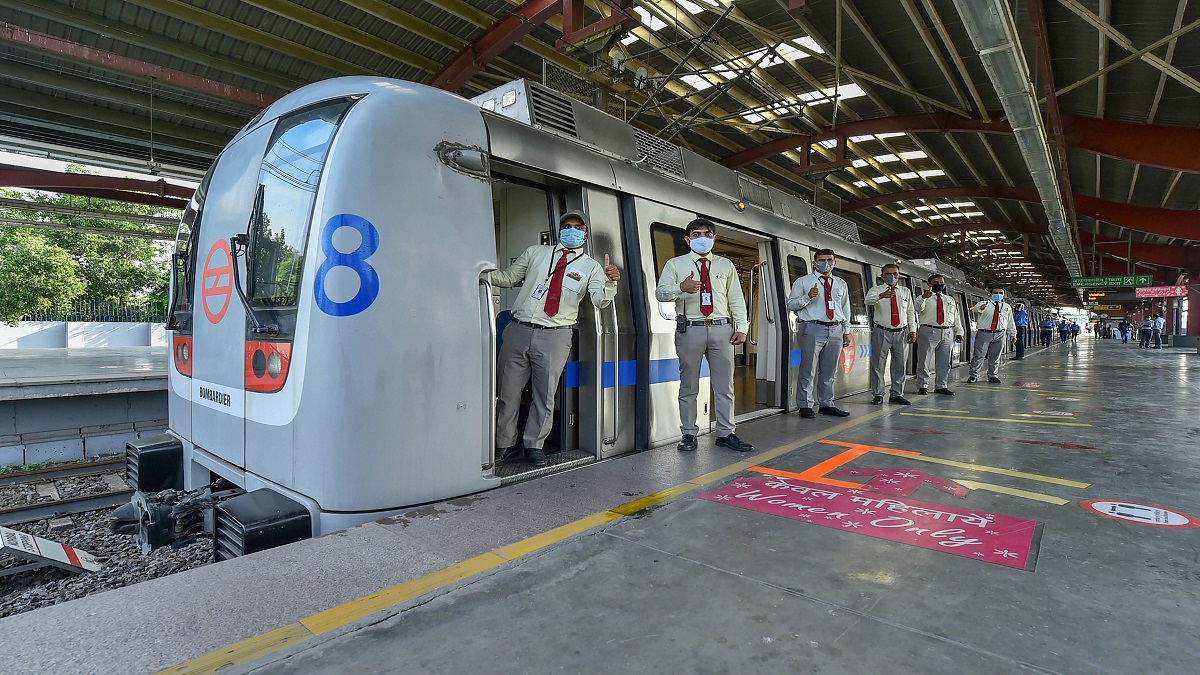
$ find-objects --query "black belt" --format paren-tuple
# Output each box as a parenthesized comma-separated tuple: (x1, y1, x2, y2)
(685, 318, 730, 326)
(804, 320, 840, 326)
(977, 328, 1001, 333)
(873, 324, 906, 332)
(921, 324, 951, 329)
(514, 319, 575, 330)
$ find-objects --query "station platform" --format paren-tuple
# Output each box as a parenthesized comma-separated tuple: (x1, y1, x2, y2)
(1, 338, 1197, 674)
(0, 346, 167, 401)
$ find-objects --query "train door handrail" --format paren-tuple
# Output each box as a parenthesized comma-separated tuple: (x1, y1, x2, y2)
(598, 301, 619, 446)
(479, 271, 497, 469)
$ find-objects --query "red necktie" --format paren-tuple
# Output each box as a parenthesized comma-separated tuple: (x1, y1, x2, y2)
(543, 249, 570, 318)
(890, 289, 900, 327)
(699, 258, 713, 316)
(823, 277, 834, 319)
(990, 302, 1000, 330)
(936, 294, 945, 324)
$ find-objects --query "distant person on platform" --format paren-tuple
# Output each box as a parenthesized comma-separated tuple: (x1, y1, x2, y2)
(1138, 316, 1154, 348)
(1039, 317, 1057, 347)
(865, 264, 917, 406)
(1070, 321, 1081, 342)
(914, 274, 964, 396)
(1012, 302, 1030, 360)
(789, 249, 853, 417)
(966, 287, 1016, 385)
(1058, 319, 1071, 343)
(1119, 318, 1131, 344)
(1153, 313, 1166, 348)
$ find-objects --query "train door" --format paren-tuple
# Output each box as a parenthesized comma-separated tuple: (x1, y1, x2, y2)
(831, 258, 872, 397)
(189, 125, 275, 468)
(778, 240, 810, 412)
(490, 179, 592, 475)
(958, 290, 977, 363)
(715, 232, 783, 421)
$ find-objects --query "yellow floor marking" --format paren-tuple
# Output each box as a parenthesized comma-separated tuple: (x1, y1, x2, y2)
(873, 448, 1091, 488)
(1013, 413, 1085, 420)
(953, 479, 1071, 505)
(962, 385, 1095, 397)
(162, 408, 895, 673)
(157, 623, 314, 675)
(901, 412, 1091, 427)
(301, 552, 509, 635)
(924, 409, 971, 413)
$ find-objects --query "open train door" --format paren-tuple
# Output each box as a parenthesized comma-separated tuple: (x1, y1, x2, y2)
(776, 239, 810, 412)
(188, 125, 275, 468)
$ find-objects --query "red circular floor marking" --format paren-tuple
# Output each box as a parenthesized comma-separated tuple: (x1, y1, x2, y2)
(201, 239, 234, 324)
(1080, 499, 1200, 529)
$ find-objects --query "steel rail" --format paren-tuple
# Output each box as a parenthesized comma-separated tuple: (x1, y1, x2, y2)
(0, 489, 133, 527)
(0, 459, 125, 487)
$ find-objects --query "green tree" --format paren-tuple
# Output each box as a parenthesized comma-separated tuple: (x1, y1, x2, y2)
(0, 227, 85, 324)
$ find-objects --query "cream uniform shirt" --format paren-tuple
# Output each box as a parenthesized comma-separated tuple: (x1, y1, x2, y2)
(865, 283, 918, 332)
(490, 245, 616, 327)
(971, 300, 1017, 338)
(915, 291, 965, 337)
(655, 252, 749, 333)
(788, 272, 852, 332)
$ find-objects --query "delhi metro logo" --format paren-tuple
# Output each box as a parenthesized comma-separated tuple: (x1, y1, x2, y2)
(201, 240, 234, 324)
(839, 332, 857, 373)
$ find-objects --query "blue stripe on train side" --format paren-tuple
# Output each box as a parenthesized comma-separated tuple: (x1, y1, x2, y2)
(564, 357, 711, 388)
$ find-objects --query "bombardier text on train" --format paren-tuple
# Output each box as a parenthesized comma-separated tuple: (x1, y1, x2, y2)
(115, 76, 1036, 559)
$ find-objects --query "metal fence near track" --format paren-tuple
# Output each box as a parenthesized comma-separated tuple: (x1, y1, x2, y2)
(23, 299, 167, 323)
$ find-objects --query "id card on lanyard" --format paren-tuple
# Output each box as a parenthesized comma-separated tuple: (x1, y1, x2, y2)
(532, 248, 582, 300)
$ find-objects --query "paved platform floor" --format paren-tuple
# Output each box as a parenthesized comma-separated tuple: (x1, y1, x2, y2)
(242, 339, 1199, 675)
(0, 346, 167, 400)
(1, 339, 1195, 674)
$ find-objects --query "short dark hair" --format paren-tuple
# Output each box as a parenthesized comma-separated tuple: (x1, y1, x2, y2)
(813, 248, 835, 259)
(685, 218, 716, 235)
(882, 263, 900, 273)
(991, 287, 1004, 294)
(927, 274, 945, 283)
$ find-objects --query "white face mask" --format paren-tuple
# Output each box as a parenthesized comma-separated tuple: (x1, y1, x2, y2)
(688, 236, 715, 255)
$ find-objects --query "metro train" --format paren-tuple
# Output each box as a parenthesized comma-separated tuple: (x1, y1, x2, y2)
(119, 76, 1032, 558)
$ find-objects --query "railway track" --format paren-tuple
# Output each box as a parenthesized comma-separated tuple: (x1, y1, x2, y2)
(0, 460, 132, 526)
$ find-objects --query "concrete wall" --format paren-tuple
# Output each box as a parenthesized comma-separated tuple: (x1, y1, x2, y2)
(0, 322, 167, 349)
(0, 390, 168, 467)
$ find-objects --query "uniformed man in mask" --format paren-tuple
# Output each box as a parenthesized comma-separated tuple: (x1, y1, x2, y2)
(914, 274, 963, 395)
(865, 263, 917, 405)
(490, 210, 620, 467)
(966, 287, 1016, 384)
(789, 249, 853, 417)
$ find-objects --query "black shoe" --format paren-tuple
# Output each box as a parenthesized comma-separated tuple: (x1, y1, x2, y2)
(889, 396, 911, 405)
(496, 446, 524, 465)
(988, 377, 1001, 384)
(818, 406, 850, 417)
(799, 408, 816, 418)
(1012, 356, 1023, 360)
(677, 434, 697, 452)
(526, 448, 548, 466)
(871, 395, 884, 405)
(934, 387, 955, 396)
(966, 376, 978, 383)
(715, 434, 753, 452)
(917, 387, 929, 395)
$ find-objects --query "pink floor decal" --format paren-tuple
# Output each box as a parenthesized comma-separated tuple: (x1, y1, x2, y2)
(699, 476, 1040, 570)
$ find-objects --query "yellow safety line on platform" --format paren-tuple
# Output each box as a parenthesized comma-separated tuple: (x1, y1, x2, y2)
(873, 449, 1092, 488)
(160, 409, 891, 675)
(961, 385, 1095, 397)
(901, 412, 1091, 427)
(953, 480, 1071, 505)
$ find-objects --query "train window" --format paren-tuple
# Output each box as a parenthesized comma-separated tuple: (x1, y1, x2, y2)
(832, 267, 868, 325)
(650, 223, 689, 320)
(786, 255, 808, 283)
(249, 98, 354, 338)
(166, 168, 212, 335)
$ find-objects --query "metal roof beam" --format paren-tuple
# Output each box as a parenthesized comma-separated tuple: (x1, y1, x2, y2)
(432, 0, 564, 91)
(844, 186, 1200, 241)
(0, 165, 193, 199)
(0, 216, 175, 240)
(0, 197, 180, 227)
(867, 222, 1047, 247)
(5, 0, 303, 92)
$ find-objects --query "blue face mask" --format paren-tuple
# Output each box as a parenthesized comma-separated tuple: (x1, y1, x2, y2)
(815, 260, 834, 273)
(991, 293, 1004, 302)
(559, 228, 586, 249)
(688, 236, 715, 255)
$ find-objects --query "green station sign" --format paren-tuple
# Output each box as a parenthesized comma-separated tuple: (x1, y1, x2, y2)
(1070, 275, 1152, 288)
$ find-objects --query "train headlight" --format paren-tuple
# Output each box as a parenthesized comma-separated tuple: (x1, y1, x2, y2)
(181, 343, 189, 363)
(267, 352, 282, 378)
(252, 349, 267, 378)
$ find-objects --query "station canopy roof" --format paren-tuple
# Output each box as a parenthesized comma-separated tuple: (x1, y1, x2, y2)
(1, 0, 1197, 305)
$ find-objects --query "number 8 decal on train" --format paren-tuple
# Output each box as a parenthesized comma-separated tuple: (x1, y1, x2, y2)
(117, 77, 987, 559)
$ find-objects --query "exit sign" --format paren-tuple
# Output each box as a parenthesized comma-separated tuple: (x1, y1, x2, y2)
(1071, 275, 1152, 288)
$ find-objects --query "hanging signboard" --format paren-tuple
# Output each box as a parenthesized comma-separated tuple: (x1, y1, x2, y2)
(1092, 304, 1122, 311)
(1134, 286, 1187, 299)
(1070, 275, 1152, 288)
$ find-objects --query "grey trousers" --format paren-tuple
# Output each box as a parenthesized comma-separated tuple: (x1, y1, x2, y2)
(870, 327, 910, 398)
(676, 323, 736, 436)
(915, 325, 954, 389)
(495, 322, 574, 450)
(969, 330, 1006, 378)
(796, 322, 844, 409)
